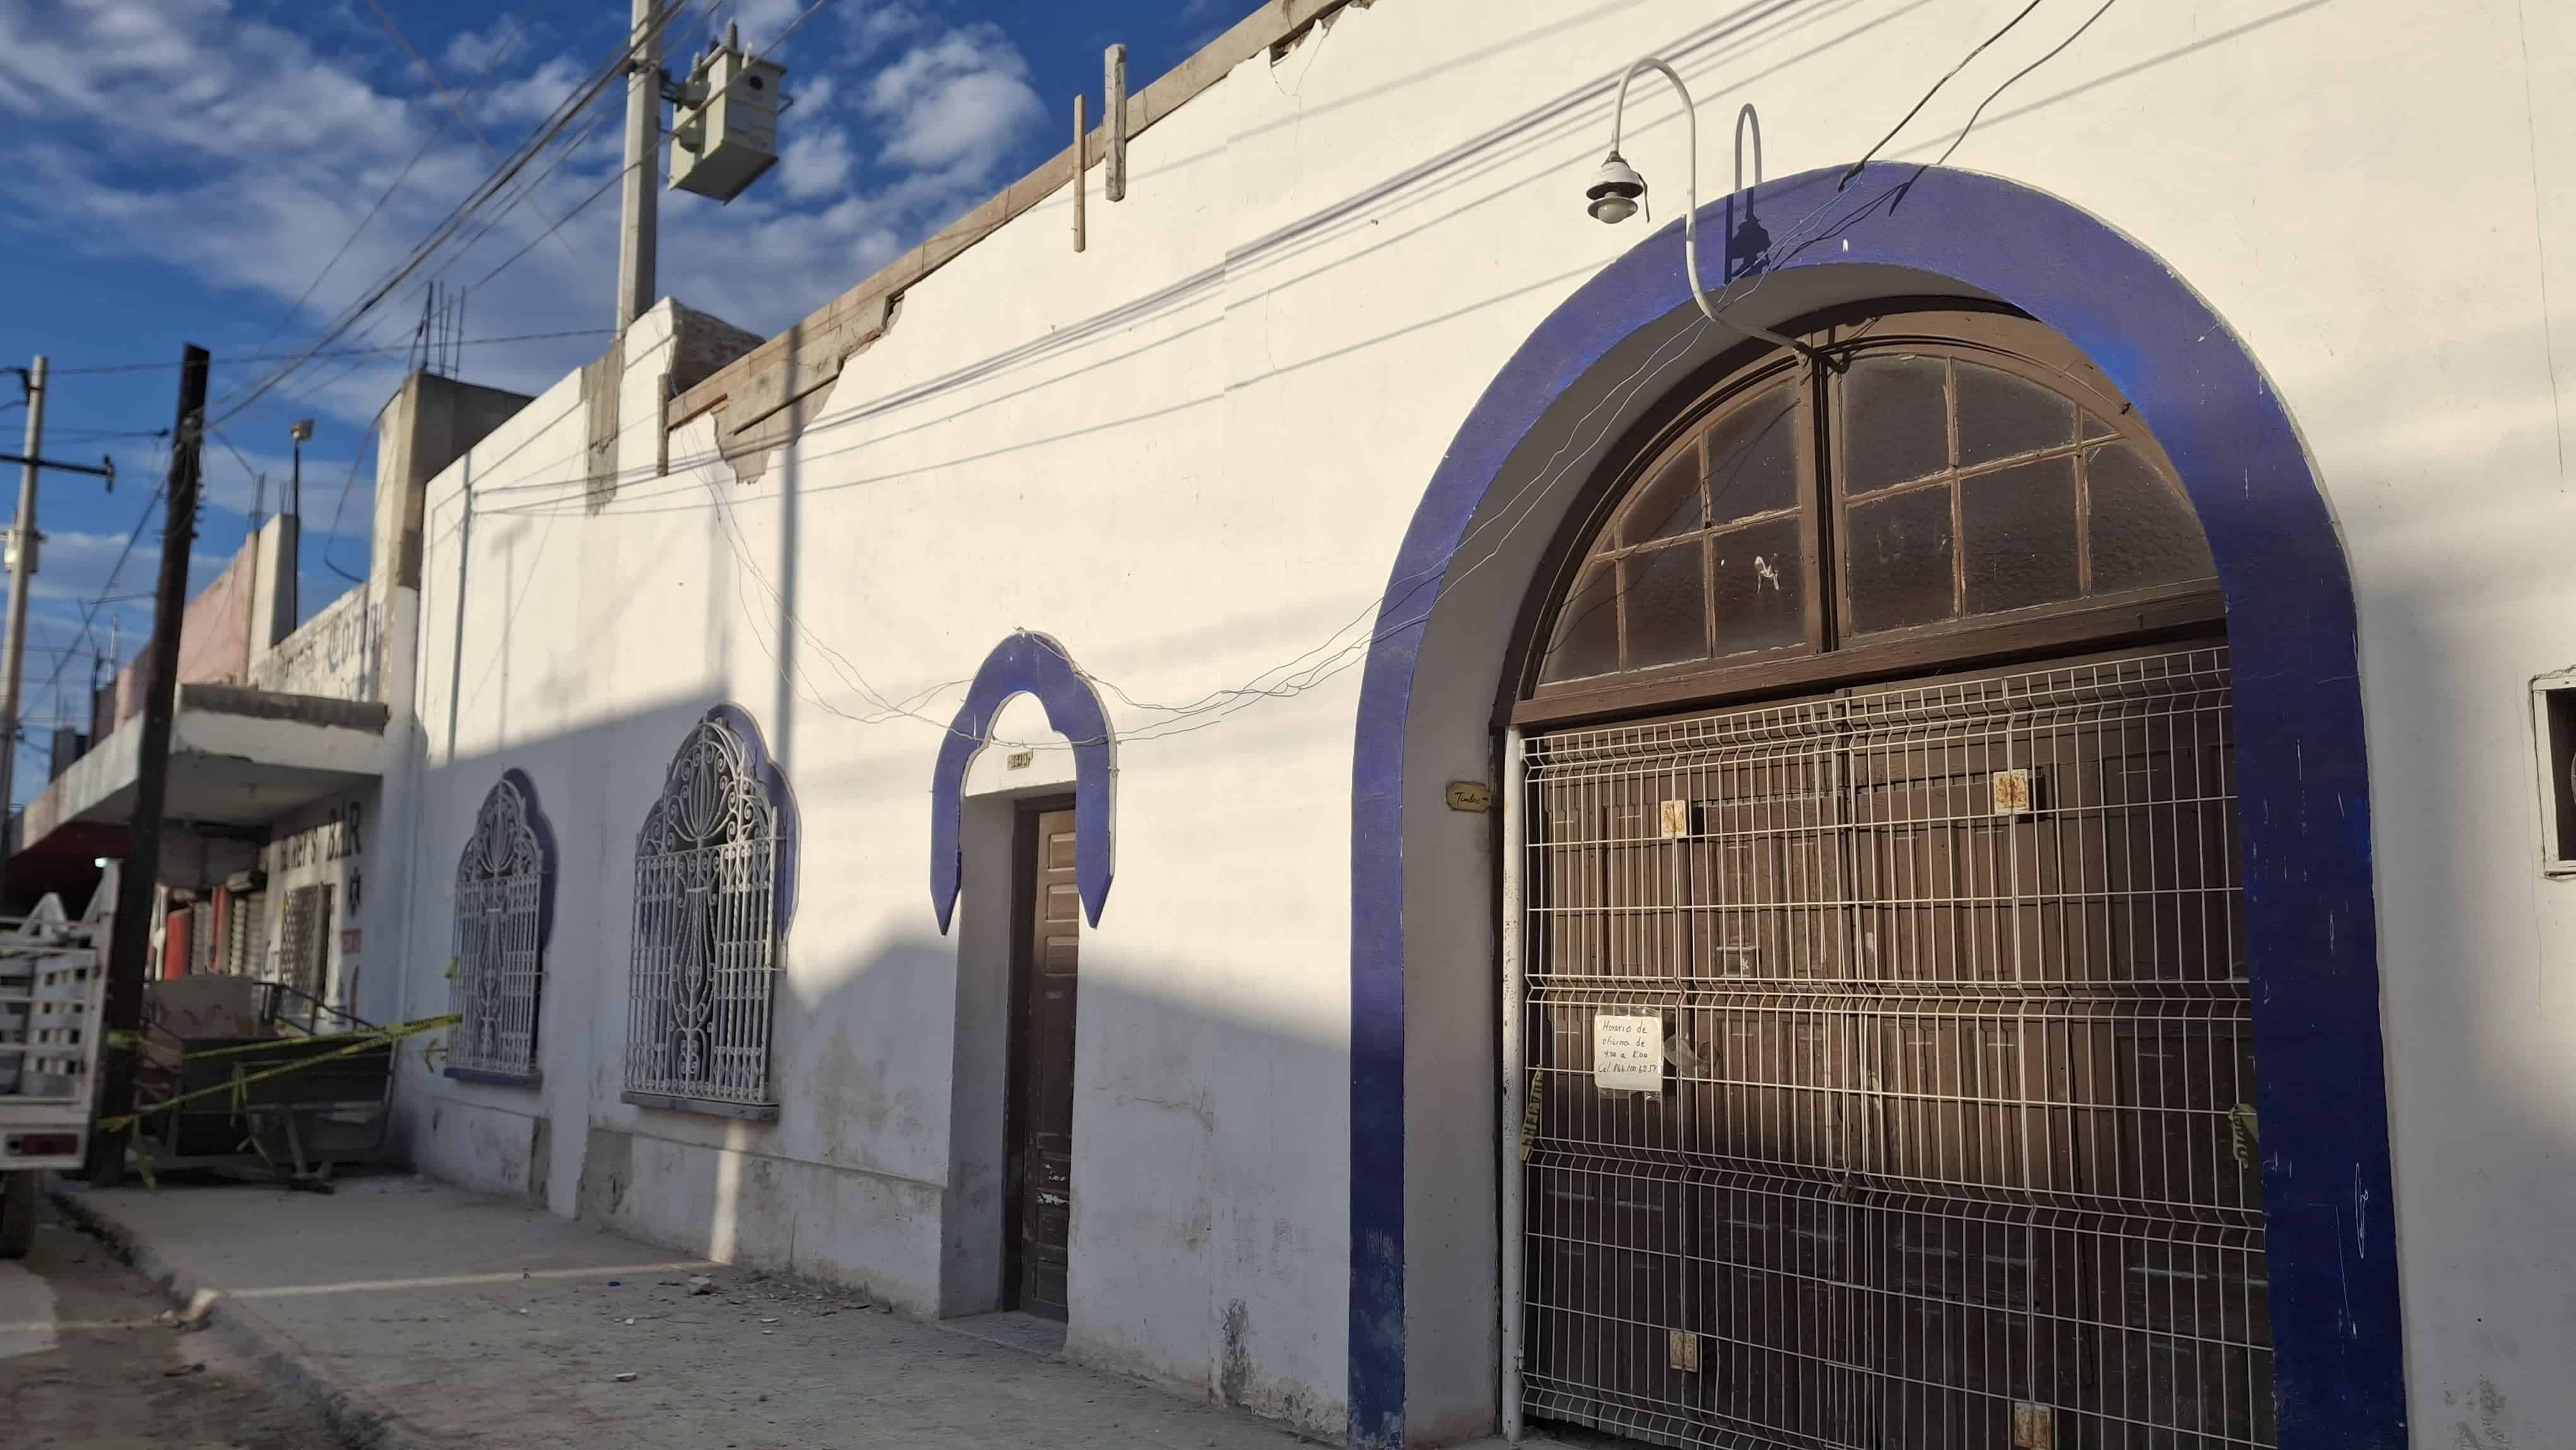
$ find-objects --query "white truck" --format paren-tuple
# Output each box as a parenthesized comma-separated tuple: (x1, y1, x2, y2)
(0, 871, 112, 1257)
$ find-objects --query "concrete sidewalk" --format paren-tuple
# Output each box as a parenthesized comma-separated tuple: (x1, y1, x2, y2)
(45, 1173, 1354, 1450)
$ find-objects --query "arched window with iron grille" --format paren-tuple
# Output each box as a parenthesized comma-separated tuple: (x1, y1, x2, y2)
(448, 770, 552, 1086)
(621, 707, 795, 1120)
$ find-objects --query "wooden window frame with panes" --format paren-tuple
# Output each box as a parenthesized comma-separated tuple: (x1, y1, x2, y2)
(1513, 303, 2224, 728)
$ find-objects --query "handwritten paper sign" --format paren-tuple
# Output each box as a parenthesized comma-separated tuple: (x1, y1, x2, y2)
(1593, 1014, 1664, 1093)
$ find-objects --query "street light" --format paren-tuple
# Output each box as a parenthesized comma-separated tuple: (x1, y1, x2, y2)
(287, 419, 313, 521)
(287, 419, 314, 620)
(1586, 58, 1822, 363)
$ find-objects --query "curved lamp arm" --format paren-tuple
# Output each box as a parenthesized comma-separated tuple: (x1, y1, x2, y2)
(1606, 58, 1823, 364)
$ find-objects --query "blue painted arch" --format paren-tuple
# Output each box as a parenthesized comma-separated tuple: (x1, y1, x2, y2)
(1347, 164, 2402, 1447)
(931, 630, 1117, 932)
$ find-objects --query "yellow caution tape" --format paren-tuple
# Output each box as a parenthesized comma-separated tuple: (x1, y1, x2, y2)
(97, 1013, 461, 1133)
(110, 1021, 440, 1061)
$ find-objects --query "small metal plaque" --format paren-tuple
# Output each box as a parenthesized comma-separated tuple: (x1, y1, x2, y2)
(1991, 768, 2034, 816)
(1006, 750, 1034, 770)
(1445, 781, 1492, 813)
(1659, 798, 1691, 838)
(2012, 1401, 2054, 1449)
(1667, 1329, 1702, 1373)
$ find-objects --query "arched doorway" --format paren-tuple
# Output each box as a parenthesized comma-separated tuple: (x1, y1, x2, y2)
(1508, 305, 2258, 1449)
(1345, 165, 2402, 1450)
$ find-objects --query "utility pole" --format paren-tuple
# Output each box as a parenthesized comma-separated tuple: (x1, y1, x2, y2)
(0, 357, 49, 909)
(0, 359, 114, 913)
(616, 0, 661, 332)
(88, 344, 206, 1188)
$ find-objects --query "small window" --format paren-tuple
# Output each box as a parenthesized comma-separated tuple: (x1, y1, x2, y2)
(623, 710, 794, 1117)
(2536, 674, 2576, 876)
(449, 773, 552, 1084)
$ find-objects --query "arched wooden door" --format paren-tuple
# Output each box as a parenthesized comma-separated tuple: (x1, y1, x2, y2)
(1510, 308, 2270, 1450)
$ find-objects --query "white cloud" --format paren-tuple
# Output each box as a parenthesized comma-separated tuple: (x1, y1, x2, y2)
(0, 0, 1049, 452)
(441, 18, 525, 75)
(864, 27, 1044, 175)
(481, 54, 585, 128)
(778, 126, 857, 200)
(851, 2, 927, 54)
(731, 0, 809, 49)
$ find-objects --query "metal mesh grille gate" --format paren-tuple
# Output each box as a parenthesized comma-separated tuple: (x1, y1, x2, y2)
(1518, 647, 2270, 1450)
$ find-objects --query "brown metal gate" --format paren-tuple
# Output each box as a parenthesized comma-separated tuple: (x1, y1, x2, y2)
(1517, 647, 2272, 1449)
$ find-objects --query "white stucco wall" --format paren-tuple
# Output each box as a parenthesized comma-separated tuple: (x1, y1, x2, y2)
(373, 2, 2576, 1445)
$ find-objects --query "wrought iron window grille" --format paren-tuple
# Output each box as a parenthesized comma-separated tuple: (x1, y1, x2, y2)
(448, 772, 552, 1086)
(622, 710, 791, 1119)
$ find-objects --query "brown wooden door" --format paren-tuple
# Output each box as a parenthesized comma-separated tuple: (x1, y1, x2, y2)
(1010, 806, 1080, 1321)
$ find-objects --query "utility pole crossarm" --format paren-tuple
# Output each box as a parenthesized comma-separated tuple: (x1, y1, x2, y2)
(0, 452, 115, 481)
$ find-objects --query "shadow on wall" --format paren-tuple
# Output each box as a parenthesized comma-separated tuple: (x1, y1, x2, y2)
(391, 717, 1349, 1441)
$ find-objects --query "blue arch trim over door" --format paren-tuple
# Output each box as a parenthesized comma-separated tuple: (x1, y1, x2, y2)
(931, 630, 1117, 932)
(1347, 164, 2403, 1447)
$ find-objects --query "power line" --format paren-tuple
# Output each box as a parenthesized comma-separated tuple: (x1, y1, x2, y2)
(464, 0, 836, 299)
(429, 1, 2120, 756)
(1923, 0, 2123, 173)
(319, 409, 385, 585)
(51, 328, 614, 376)
(208, 0, 707, 426)
(360, 0, 585, 268)
(1839, 0, 2049, 188)
(33, 450, 168, 706)
(246, 0, 563, 359)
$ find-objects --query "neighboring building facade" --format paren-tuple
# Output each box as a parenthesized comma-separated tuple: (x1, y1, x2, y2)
(129, 3, 2576, 1449)
(10, 373, 527, 1024)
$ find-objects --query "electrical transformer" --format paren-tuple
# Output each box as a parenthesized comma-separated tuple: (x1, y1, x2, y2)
(669, 35, 786, 203)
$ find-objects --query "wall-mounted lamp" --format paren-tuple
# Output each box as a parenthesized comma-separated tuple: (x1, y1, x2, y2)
(1585, 153, 1646, 224)
(1587, 58, 1823, 364)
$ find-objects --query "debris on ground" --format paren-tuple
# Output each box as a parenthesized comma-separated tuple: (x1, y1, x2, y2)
(686, 1274, 716, 1295)
(612, 1372, 638, 1382)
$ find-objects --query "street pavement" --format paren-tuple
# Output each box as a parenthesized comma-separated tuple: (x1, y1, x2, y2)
(41, 1172, 1352, 1450)
(0, 1197, 340, 1449)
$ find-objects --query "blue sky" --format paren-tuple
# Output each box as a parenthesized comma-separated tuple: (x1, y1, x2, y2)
(0, 0, 1239, 804)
